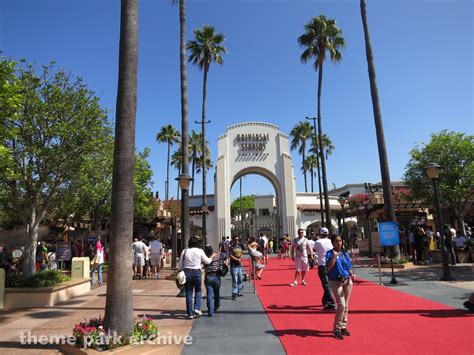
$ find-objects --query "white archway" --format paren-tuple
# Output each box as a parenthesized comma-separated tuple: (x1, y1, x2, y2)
(213, 122, 297, 246)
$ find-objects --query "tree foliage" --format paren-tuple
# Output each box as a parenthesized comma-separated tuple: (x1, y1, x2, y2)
(230, 195, 255, 217)
(404, 130, 474, 231)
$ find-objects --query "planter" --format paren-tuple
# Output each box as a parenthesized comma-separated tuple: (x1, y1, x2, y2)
(4, 278, 91, 309)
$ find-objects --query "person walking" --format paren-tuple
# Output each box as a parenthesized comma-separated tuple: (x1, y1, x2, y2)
(178, 236, 212, 319)
(229, 235, 244, 300)
(149, 235, 163, 279)
(132, 236, 147, 280)
(314, 227, 336, 310)
(326, 235, 355, 340)
(308, 235, 316, 269)
(289, 229, 313, 286)
(203, 245, 222, 317)
(90, 238, 105, 286)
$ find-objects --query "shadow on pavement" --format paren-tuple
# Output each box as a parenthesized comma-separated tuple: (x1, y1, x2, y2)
(266, 329, 333, 338)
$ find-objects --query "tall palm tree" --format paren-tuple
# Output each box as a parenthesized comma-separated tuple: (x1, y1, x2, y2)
(156, 124, 180, 200)
(104, 0, 137, 335)
(360, 0, 399, 257)
(188, 130, 202, 195)
(178, 0, 191, 249)
(187, 25, 227, 244)
(303, 155, 319, 193)
(310, 133, 335, 160)
(298, 15, 345, 231)
(290, 121, 313, 192)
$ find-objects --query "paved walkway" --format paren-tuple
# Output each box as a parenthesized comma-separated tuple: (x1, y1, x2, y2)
(0, 258, 472, 354)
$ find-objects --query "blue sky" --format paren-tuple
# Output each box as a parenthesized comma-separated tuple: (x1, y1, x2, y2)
(2, 0, 473, 201)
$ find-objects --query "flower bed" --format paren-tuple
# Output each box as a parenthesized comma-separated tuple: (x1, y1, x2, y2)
(72, 315, 159, 352)
(6, 269, 71, 288)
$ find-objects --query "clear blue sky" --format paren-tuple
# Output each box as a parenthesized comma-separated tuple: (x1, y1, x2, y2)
(2, 0, 473, 201)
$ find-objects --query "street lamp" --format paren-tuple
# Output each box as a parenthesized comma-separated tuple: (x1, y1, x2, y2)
(201, 203, 208, 247)
(175, 174, 193, 267)
(424, 163, 454, 281)
(338, 196, 348, 247)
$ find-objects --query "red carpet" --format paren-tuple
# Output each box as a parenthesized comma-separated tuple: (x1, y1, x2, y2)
(249, 257, 473, 355)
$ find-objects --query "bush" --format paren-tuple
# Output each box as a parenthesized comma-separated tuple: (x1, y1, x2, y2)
(5, 270, 71, 288)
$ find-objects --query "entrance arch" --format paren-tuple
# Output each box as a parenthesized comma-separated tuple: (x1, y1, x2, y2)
(214, 122, 297, 245)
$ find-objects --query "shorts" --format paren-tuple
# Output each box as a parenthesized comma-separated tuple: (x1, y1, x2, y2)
(150, 253, 162, 266)
(134, 254, 145, 267)
(255, 263, 265, 270)
(295, 257, 309, 272)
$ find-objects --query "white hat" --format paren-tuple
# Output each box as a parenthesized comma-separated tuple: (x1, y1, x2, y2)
(319, 227, 329, 235)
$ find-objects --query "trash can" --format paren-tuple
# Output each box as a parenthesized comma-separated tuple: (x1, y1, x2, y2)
(71, 257, 90, 279)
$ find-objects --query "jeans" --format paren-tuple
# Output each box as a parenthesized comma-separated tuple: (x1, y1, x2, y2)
(230, 265, 242, 297)
(318, 266, 335, 307)
(205, 274, 221, 316)
(330, 279, 353, 331)
(91, 263, 103, 285)
(184, 270, 202, 317)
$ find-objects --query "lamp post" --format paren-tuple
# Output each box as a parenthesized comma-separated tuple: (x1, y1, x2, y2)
(338, 196, 347, 247)
(176, 174, 192, 259)
(201, 203, 208, 247)
(425, 163, 454, 281)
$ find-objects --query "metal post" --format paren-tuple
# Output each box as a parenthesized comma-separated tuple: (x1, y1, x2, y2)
(432, 179, 454, 281)
(240, 177, 244, 238)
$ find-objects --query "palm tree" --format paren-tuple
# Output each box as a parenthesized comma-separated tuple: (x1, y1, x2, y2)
(188, 130, 202, 195)
(104, 0, 137, 335)
(290, 121, 313, 192)
(360, 0, 399, 257)
(303, 155, 319, 193)
(187, 25, 227, 244)
(156, 124, 180, 201)
(310, 133, 335, 160)
(298, 15, 345, 231)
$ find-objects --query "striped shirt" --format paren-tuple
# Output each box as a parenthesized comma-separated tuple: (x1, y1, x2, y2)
(205, 254, 222, 274)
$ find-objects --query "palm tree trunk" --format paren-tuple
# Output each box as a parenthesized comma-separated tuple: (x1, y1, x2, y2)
(179, 0, 190, 249)
(302, 147, 307, 193)
(310, 166, 314, 193)
(361, 0, 399, 258)
(317, 61, 332, 232)
(166, 141, 171, 200)
(201, 64, 209, 246)
(191, 154, 195, 195)
(104, 0, 137, 335)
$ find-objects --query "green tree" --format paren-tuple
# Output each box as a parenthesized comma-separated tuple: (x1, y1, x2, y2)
(303, 155, 319, 193)
(188, 129, 202, 195)
(171, 147, 182, 199)
(0, 60, 110, 277)
(156, 124, 180, 201)
(231, 195, 255, 218)
(404, 131, 474, 236)
(360, 0, 399, 257)
(290, 121, 313, 192)
(298, 15, 345, 230)
(133, 148, 157, 218)
(187, 25, 227, 242)
(104, 0, 138, 336)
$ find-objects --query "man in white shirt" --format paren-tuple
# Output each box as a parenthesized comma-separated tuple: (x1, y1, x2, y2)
(289, 229, 313, 286)
(132, 236, 147, 280)
(260, 233, 269, 264)
(307, 235, 316, 269)
(149, 235, 163, 279)
(314, 227, 336, 310)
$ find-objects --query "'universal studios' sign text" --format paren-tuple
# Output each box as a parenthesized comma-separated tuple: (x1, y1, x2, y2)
(236, 133, 269, 151)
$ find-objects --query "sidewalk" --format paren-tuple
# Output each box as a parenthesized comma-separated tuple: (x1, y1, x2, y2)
(0, 269, 192, 354)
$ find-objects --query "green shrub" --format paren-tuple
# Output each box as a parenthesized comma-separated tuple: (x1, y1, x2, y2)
(6, 270, 71, 288)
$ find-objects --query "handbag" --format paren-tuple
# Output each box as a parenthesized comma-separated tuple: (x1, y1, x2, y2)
(176, 249, 187, 286)
(217, 261, 229, 277)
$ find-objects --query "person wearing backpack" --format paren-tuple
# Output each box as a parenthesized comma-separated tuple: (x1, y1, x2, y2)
(204, 245, 222, 317)
(218, 236, 229, 265)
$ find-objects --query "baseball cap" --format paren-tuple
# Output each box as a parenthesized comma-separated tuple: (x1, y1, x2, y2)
(319, 227, 329, 235)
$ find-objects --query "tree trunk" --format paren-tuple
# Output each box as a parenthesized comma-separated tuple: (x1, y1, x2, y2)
(191, 154, 195, 195)
(201, 64, 209, 246)
(316, 61, 332, 232)
(310, 166, 314, 193)
(104, 0, 138, 335)
(179, 0, 191, 250)
(166, 141, 171, 200)
(360, 0, 399, 258)
(23, 213, 39, 277)
(303, 147, 307, 193)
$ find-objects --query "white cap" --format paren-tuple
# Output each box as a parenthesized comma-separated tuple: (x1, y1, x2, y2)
(319, 227, 329, 235)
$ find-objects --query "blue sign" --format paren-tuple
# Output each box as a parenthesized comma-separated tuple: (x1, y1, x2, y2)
(378, 222, 400, 247)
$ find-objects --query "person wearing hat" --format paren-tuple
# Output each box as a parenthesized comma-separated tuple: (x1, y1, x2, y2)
(314, 227, 336, 310)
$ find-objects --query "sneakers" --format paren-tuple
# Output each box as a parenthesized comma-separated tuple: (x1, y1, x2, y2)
(302, 280, 308, 286)
(341, 328, 351, 336)
(289, 281, 298, 287)
(193, 309, 202, 317)
(187, 315, 194, 320)
(333, 330, 344, 340)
